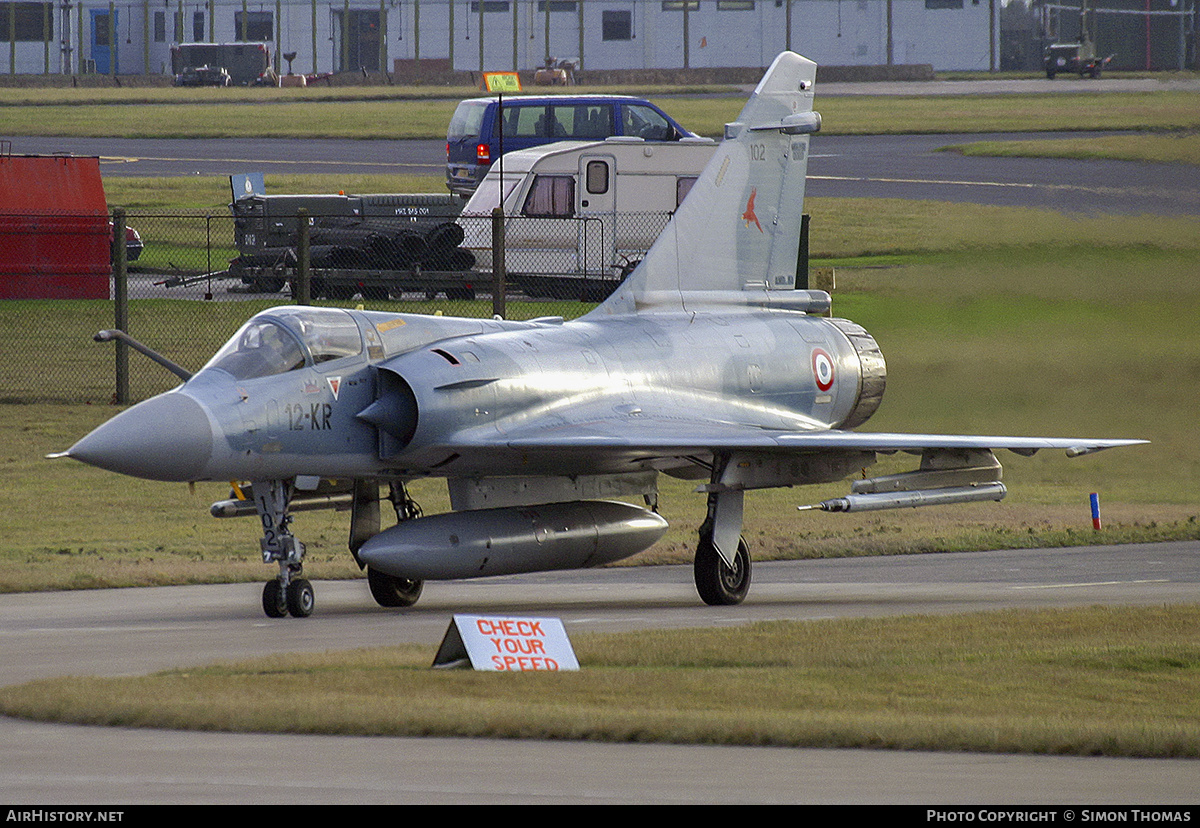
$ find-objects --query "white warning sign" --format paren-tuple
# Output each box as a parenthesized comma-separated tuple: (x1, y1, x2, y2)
(433, 614, 580, 671)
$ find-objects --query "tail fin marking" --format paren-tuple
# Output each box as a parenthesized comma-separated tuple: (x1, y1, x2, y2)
(592, 51, 820, 316)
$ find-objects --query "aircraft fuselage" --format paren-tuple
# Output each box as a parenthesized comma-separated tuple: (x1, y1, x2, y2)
(71, 306, 884, 487)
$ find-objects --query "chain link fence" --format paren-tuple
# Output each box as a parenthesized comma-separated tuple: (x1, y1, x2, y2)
(1, 208, 674, 404)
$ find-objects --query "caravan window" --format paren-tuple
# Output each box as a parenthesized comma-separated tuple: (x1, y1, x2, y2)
(523, 175, 575, 217)
(677, 176, 698, 206)
(586, 161, 610, 195)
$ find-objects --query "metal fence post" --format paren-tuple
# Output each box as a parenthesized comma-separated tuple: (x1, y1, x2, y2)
(491, 207, 506, 319)
(296, 208, 311, 305)
(112, 206, 129, 404)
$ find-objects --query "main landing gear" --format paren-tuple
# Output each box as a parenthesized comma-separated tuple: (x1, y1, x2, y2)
(253, 479, 315, 618)
(694, 534, 751, 606)
(352, 480, 425, 610)
(693, 488, 752, 606)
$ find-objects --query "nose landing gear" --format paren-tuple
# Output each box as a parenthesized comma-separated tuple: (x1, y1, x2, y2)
(254, 479, 314, 619)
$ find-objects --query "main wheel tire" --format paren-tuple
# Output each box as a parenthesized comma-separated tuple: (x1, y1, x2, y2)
(262, 579, 288, 618)
(694, 536, 751, 606)
(286, 578, 315, 618)
(367, 567, 424, 608)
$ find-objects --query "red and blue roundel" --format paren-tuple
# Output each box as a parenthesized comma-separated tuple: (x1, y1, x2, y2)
(811, 347, 835, 392)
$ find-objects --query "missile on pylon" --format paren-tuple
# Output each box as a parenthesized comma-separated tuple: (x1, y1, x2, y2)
(799, 483, 1008, 513)
(357, 500, 669, 580)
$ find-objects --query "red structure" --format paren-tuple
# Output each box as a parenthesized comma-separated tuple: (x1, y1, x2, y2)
(0, 154, 109, 300)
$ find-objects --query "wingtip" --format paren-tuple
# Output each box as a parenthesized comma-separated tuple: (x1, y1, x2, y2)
(1066, 439, 1150, 458)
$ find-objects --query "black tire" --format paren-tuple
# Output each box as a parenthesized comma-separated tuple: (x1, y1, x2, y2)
(367, 567, 424, 608)
(251, 277, 286, 294)
(694, 536, 751, 606)
(262, 579, 288, 618)
(286, 578, 315, 618)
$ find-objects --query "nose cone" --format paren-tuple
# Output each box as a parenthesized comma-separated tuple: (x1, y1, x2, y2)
(65, 392, 213, 482)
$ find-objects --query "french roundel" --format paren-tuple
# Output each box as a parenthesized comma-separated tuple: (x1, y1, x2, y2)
(811, 348, 835, 392)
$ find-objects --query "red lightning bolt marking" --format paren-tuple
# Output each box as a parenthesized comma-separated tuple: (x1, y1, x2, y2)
(742, 188, 763, 232)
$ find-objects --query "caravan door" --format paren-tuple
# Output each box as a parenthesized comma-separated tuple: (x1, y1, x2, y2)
(577, 153, 617, 282)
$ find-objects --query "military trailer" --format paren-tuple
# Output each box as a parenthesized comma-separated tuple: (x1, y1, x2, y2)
(229, 191, 480, 300)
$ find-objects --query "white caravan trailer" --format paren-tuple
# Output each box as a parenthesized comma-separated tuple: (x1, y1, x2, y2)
(459, 136, 718, 299)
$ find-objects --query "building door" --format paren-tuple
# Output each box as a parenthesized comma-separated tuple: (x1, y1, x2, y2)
(333, 9, 381, 72)
(90, 8, 118, 73)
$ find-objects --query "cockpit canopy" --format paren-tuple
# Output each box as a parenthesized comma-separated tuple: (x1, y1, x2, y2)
(203, 307, 363, 380)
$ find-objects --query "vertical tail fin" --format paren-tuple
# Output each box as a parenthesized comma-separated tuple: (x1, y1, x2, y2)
(594, 51, 820, 315)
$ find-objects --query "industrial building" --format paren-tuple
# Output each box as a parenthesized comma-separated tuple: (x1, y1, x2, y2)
(2, 0, 996, 78)
(0, 0, 1192, 80)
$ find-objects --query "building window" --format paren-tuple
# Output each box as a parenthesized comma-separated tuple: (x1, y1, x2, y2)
(536, 1, 577, 10)
(925, 0, 963, 7)
(154, 10, 166, 42)
(661, 1, 699, 9)
(717, 0, 754, 9)
(192, 11, 204, 41)
(234, 10, 273, 41)
(0, 2, 52, 41)
(602, 10, 632, 41)
(470, 1, 510, 11)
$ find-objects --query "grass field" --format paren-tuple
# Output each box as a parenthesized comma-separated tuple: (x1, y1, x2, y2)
(949, 132, 1200, 166)
(3, 605, 1198, 757)
(3, 86, 1199, 141)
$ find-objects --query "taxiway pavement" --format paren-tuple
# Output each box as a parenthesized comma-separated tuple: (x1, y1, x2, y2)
(2, 542, 1198, 803)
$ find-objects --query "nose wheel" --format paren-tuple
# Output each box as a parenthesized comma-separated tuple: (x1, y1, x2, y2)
(262, 573, 314, 618)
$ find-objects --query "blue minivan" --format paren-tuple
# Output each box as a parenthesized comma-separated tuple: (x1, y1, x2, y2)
(445, 95, 695, 197)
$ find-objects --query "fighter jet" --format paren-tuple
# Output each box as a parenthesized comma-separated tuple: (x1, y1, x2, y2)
(57, 52, 1145, 618)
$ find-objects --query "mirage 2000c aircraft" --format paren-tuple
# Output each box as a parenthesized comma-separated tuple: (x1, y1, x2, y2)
(57, 52, 1145, 618)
